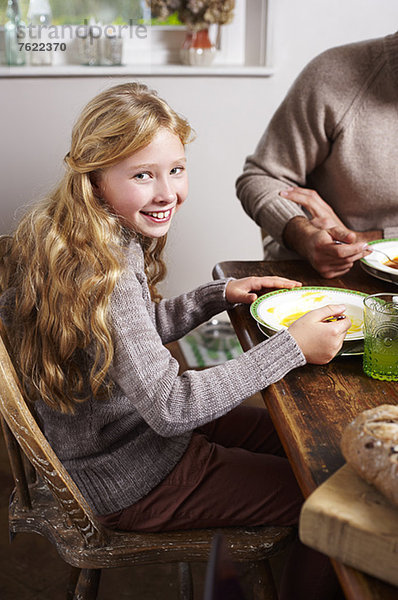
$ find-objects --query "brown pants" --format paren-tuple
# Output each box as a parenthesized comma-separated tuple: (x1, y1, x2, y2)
(98, 406, 341, 600)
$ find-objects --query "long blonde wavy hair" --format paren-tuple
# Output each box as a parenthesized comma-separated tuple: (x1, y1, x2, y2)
(0, 82, 192, 413)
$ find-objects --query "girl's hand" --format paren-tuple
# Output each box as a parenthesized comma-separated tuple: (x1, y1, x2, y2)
(226, 276, 302, 305)
(288, 304, 351, 364)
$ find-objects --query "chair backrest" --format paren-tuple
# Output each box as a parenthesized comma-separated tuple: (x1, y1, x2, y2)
(0, 320, 105, 547)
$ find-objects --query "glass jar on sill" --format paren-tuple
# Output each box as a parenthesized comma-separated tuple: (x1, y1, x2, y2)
(101, 27, 123, 66)
(5, 0, 26, 66)
(77, 20, 101, 66)
(27, 0, 53, 66)
(180, 28, 216, 67)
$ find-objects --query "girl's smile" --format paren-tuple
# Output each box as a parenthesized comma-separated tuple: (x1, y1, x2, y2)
(98, 128, 188, 237)
(141, 208, 173, 223)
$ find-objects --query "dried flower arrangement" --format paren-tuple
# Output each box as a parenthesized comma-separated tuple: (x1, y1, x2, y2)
(148, 0, 235, 31)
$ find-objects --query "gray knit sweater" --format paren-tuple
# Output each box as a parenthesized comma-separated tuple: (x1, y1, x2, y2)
(236, 31, 398, 260)
(1, 239, 305, 515)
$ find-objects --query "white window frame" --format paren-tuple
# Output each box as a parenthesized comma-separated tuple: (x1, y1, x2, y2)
(0, 0, 275, 75)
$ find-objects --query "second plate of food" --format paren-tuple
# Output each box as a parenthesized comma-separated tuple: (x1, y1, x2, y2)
(360, 238, 398, 285)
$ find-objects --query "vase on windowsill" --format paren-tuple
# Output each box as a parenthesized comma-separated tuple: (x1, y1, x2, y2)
(180, 28, 216, 67)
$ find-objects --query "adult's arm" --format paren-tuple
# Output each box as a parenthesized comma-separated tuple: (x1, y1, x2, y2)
(236, 43, 374, 248)
(236, 52, 336, 247)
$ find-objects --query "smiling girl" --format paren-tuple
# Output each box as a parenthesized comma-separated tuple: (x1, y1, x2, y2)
(96, 128, 187, 236)
(0, 83, 347, 600)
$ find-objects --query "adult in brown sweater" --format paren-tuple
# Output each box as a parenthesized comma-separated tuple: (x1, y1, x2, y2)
(236, 31, 398, 278)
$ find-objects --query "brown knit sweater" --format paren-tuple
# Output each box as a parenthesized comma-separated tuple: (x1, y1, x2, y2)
(236, 31, 398, 260)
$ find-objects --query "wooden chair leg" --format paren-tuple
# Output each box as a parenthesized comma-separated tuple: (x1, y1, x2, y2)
(67, 566, 81, 600)
(242, 560, 278, 600)
(23, 454, 37, 485)
(73, 568, 102, 600)
(178, 562, 193, 600)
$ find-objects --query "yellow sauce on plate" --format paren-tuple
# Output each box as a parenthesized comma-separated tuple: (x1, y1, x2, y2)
(300, 292, 326, 301)
(279, 311, 362, 334)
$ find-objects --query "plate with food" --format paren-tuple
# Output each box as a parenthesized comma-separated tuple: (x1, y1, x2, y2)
(250, 287, 366, 345)
(360, 239, 398, 285)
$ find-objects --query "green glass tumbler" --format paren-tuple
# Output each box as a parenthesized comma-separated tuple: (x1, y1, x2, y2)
(363, 293, 398, 381)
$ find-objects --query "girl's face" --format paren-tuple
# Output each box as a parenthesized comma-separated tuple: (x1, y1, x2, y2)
(98, 128, 188, 238)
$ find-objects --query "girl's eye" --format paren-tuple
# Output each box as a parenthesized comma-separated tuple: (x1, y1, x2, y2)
(134, 172, 150, 181)
(170, 166, 185, 175)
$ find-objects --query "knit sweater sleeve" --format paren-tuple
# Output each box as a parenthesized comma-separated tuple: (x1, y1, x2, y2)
(384, 226, 398, 239)
(154, 279, 232, 343)
(235, 45, 367, 246)
(109, 268, 305, 438)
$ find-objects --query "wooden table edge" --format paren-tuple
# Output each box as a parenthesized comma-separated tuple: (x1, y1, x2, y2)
(213, 260, 398, 600)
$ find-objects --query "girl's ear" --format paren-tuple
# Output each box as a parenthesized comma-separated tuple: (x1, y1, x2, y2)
(90, 171, 102, 198)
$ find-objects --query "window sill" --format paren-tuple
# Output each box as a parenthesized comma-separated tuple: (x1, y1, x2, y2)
(0, 63, 275, 78)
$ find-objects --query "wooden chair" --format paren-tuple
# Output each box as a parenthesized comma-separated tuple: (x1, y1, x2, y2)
(0, 323, 295, 600)
(203, 533, 246, 600)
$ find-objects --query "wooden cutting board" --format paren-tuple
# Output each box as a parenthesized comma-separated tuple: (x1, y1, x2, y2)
(299, 463, 398, 587)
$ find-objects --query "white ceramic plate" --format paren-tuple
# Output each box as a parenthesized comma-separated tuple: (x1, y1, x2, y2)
(360, 239, 398, 285)
(250, 286, 367, 341)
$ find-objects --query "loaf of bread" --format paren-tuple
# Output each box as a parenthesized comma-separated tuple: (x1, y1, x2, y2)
(341, 404, 398, 507)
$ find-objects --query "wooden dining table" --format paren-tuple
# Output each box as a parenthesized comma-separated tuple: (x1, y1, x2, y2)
(212, 259, 398, 600)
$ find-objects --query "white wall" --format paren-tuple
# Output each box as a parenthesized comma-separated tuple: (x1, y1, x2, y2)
(1, 0, 397, 296)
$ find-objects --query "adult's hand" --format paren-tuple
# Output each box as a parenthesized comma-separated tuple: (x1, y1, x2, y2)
(280, 186, 383, 251)
(283, 216, 370, 278)
(280, 186, 345, 230)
